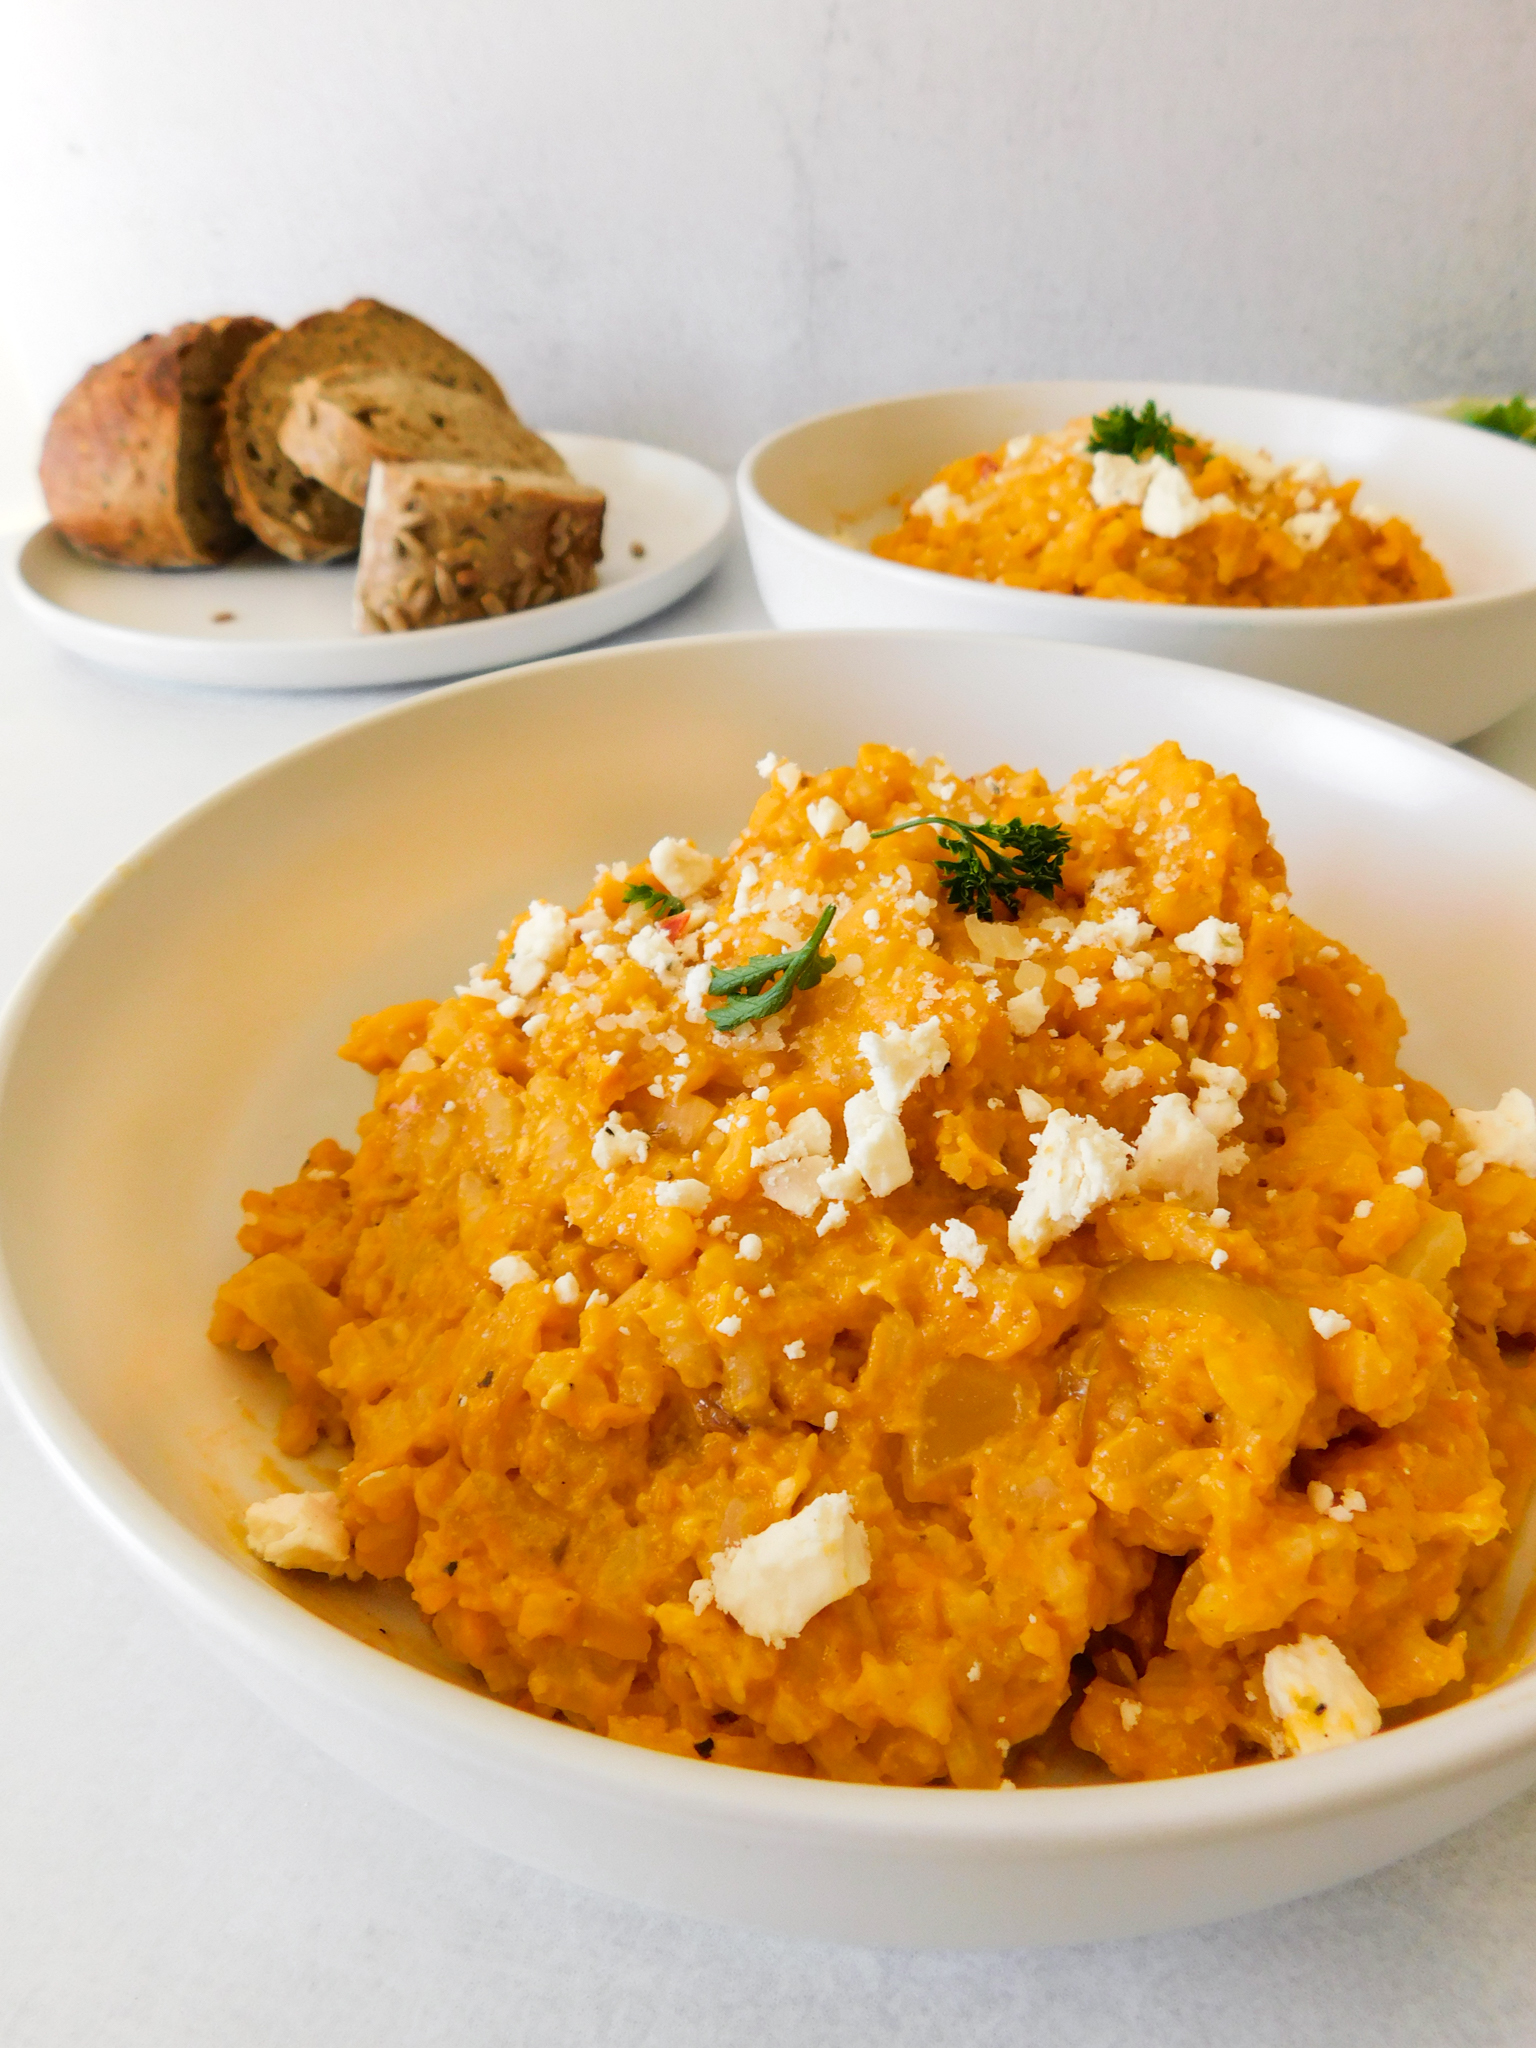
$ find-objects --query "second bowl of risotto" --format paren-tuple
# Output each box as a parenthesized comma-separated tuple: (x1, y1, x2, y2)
(738, 381, 1536, 742)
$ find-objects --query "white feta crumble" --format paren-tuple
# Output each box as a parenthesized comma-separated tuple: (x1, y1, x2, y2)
(1353, 1199, 1374, 1220)
(1140, 457, 1231, 539)
(1009, 1109, 1133, 1258)
(1263, 1637, 1380, 1756)
(1089, 451, 1155, 509)
(806, 796, 850, 839)
(843, 1091, 913, 1197)
(1309, 1307, 1352, 1340)
(1016, 1087, 1052, 1123)
(859, 1018, 950, 1112)
(649, 836, 715, 900)
(245, 1491, 351, 1575)
(816, 1161, 865, 1203)
(783, 1339, 806, 1360)
(1101, 1064, 1147, 1097)
(655, 1178, 711, 1214)
(627, 923, 685, 987)
(552, 1272, 581, 1305)
(1190, 1058, 1248, 1139)
(1258, 1002, 1281, 1021)
(1007, 985, 1049, 1038)
(752, 1109, 835, 1216)
(911, 481, 970, 524)
(738, 1233, 763, 1262)
(1283, 501, 1341, 552)
(488, 1253, 537, 1292)
(1211, 439, 1281, 489)
(1174, 917, 1244, 970)
(824, 1410, 839, 1430)
(1069, 978, 1101, 1010)
(839, 819, 872, 853)
(1393, 1166, 1425, 1190)
(696, 1493, 872, 1648)
(816, 1200, 849, 1235)
(1067, 907, 1155, 955)
(1452, 1089, 1536, 1184)
(1130, 1093, 1220, 1210)
(592, 1114, 650, 1171)
(1118, 1699, 1143, 1732)
(938, 1218, 986, 1271)
(682, 961, 713, 1023)
(716, 1314, 742, 1338)
(507, 900, 572, 997)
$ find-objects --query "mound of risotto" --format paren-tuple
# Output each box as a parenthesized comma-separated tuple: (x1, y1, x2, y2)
(871, 404, 1450, 608)
(212, 739, 1536, 1787)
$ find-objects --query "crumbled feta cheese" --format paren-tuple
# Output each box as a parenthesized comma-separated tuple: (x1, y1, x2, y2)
(839, 819, 872, 853)
(592, 1114, 650, 1171)
(1309, 1307, 1352, 1340)
(655, 1178, 711, 1214)
(1067, 907, 1155, 955)
(1089, 451, 1155, 509)
(1101, 1064, 1146, 1097)
(552, 1272, 580, 1305)
(938, 1218, 986, 1270)
(716, 1314, 742, 1338)
(1283, 501, 1341, 552)
(816, 1201, 849, 1236)
(627, 923, 685, 987)
(1007, 986, 1049, 1038)
(749, 1109, 833, 1216)
(1264, 1637, 1380, 1756)
(859, 1018, 950, 1112)
(1131, 1093, 1220, 1210)
(1452, 1089, 1536, 1184)
(806, 797, 850, 839)
(688, 1578, 714, 1615)
(783, 1339, 806, 1360)
(738, 1233, 763, 1262)
(1016, 1087, 1051, 1122)
(682, 961, 713, 1023)
(245, 1491, 351, 1575)
(1070, 979, 1101, 1010)
(1393, 1166, 1425, 1190)
(1005, 433, 1035, 462)
(1512, 1230, 1533, 1247)
(1174, 917, 1244, 970)
(844, 1090, 913, 1197)
(1354, 1199, 1374, 1220)
(1190, 1059, 1248, 1138)
(488, 1253, 537, 1291)
(912, 482, 970, 524)
(1141, 457, 1231, 539)
(507, 900, 572, 997)
(1258, 1002, 1281, 1020)
(816, 1162, 864, 1204)
(1212, 439, 1281, 489)
(1118, 1699, 1143, 1732)
(756, 752, 780, 779)
(649, 836, 715, 900)
(1009, 1109, 1133, 1257)
(698, 1492, 871, 1648)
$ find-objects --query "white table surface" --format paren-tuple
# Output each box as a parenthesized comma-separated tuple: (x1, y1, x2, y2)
(4, 518, 1536, 2047)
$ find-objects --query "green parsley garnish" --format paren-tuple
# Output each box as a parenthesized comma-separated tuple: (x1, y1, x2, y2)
(870, 815, 1070, 922)
(1086, 400, 1192, 466)
(623, 881, 685, 920)
(1455, 394, 1536, 445)
(706, 904, 837, 1031)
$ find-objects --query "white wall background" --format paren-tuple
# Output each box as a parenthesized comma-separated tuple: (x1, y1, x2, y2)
(0, 0, 1533, 477)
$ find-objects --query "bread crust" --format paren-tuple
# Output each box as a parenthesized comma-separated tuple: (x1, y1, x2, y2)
(355, 462, 605, 632)
(39, 317, 272, 567)
(221, 301, 515, 564)
(279, 370, 567, 507)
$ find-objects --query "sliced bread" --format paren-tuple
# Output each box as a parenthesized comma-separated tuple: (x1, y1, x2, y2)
(355, 462, 605, 633)
(39, 317, 273, 567)
(278, 370, 566, 508)
(221, 301, 514, 564)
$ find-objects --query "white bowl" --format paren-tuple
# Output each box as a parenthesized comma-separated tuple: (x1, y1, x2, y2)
(3, 628, 1536, 1949)
(738, 381, 1536, 743)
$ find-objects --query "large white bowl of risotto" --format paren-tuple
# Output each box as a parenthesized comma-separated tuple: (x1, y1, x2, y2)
(3, 629, 1536, 1948)
(738, 382, 1536, 742)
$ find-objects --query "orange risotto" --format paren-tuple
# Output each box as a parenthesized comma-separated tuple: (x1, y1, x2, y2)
(212, 740, 1536, 1786)
(872, 418, 1450, 607)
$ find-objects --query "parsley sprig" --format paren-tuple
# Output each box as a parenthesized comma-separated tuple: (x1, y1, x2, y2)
(624, 881, 685, 919)
(1086, 400, 1192, 466)
(1455, 394, 1536, 446)
(870, 815, 1069, 922)
(706, 904, 837, 1031)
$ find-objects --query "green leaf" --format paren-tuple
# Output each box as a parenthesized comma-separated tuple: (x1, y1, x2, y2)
(1085, 401, 1193, 466)
(1454, 394, 1536, 445)
(870, 815, 1070, 922)
(623, 881, 685, 920)
(706, 904, 837, 1031)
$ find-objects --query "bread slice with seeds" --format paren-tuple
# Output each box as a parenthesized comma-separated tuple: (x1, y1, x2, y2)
(221, 301, 514, 564)
(354, 462, 605, 633)
(278, 370, 566, 508)
(39, 317, 273, 566)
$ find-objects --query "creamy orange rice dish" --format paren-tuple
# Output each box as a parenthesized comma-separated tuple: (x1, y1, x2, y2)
(213, 740, 1536, 1787)
(872, 409, 1450, 608)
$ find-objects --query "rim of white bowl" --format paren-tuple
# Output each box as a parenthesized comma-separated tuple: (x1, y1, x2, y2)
(738, 378, 1536, 624)
(4, 625, 1536, 1851)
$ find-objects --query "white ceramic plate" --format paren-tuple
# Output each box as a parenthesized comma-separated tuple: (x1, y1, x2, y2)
(3, 629, 1536, 1948)
(739, 381, 1536, 742)
(7, 433, 731, 690)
